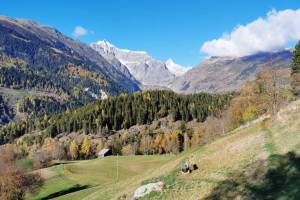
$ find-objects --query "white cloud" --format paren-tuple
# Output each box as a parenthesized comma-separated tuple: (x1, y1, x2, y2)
(72, 26, 89, 37)
(201, 9, 300, 57)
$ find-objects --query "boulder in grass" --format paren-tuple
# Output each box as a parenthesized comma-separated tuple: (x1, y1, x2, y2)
(133, 181, 164, 199)
(181, 163, 190, 173)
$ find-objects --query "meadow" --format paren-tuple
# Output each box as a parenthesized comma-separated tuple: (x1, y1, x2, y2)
(27, 100, 300, 200)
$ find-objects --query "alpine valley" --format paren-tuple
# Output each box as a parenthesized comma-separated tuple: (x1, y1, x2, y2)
(0, 16, 293, 127)
(1, 12, 300, 200)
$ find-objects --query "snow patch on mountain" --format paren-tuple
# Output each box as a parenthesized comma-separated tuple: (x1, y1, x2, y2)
(84, 88, 108, 100)
(93, 40, 148, 57)
(165, 58, 191, 76)
(91, 40, 176, 87)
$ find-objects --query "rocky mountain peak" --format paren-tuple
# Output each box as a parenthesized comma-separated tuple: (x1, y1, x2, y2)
(91, 40, 176, 88)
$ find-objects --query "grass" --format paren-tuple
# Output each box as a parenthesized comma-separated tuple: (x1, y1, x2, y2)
(26, 155, 174, 200)
(0, 87, 61, 109)
(17, 158, 34, 169)
(27, 100, 300, 200)
(0, 87, 60, 99)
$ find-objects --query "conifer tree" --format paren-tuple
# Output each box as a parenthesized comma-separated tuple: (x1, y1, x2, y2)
(291, 41, 300, 96)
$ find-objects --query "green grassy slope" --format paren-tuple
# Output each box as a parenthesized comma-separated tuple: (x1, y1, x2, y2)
(26, 156, 175, 200)
(27, 100, 300, 200)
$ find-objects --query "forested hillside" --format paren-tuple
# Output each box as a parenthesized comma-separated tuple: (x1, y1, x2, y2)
(0, 90, 233, 144)
(0, 95, 14, 126)
(0, 16, 141, 127)
(0, 54, 113, 109)
(0, 54, 115, 126)
(0, 16, 139, 94)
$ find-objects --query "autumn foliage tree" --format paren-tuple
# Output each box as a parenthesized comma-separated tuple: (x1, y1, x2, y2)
(154, 134, 164, 154)
(121, 144, 135, 155)
(139, 134, 153, 155)
(256, 69, 291, 114)
(69, 140, 79, 160)
(184, 132, 191, 151)
(80, 136, 91, 159)
(0, 145, 43, 200)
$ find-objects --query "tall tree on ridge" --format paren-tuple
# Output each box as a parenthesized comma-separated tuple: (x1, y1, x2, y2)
(291, 41, 300, 96)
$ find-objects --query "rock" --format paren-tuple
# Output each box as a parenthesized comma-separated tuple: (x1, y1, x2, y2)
(181, 163, 190, 173)
(133, 181, 164, 199)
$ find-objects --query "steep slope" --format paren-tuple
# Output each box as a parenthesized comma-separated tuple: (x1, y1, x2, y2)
(91, 40, 176, 88)
(28, 99, 300, 200)
(0, 16, 141, 126)
(0, 16, 139, 94)
(171, 50, 292, 93)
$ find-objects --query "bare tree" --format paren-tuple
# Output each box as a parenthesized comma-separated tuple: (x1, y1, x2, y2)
(0, 145, 43, 200)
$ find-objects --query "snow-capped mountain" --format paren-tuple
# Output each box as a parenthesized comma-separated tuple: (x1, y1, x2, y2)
(165, 58, 191, 76)
(91, 40, 180, 88)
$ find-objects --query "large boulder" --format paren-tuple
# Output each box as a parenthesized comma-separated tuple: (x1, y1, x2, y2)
(133, 181, 164, 199)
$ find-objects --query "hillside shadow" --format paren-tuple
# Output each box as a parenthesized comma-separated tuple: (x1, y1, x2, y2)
(204, 151, 300, 200)
(40, 184, 91, 200)
(50, 162, 69, 167)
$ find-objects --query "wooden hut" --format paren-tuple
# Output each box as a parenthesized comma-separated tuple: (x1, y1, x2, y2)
(98, 148, 112, 157)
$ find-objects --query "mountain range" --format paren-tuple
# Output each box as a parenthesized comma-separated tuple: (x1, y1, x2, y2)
(91, 40, 292, 93)
(0, 16, 141, 125)
(0, 16, 293, 95)
(91, 40, 186, 88)
(0, 16, 139, 95)
(0, 16, 294, 126)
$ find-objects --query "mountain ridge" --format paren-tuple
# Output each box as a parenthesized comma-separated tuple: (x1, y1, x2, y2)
(170, 49, 293, 93)
(0, 16, 141, 126)
(91, 40, 178, 88)
(0, 16, 140, 93)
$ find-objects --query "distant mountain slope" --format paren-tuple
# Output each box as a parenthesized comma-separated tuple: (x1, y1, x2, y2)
(0, 16, 139, 94)
(91, 40, 176, 88)
(171, 50, 292, 93)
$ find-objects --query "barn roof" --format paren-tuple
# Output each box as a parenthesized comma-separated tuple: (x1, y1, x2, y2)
(98, 148, 110, 155)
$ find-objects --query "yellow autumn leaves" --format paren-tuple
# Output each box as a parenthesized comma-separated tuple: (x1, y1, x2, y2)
(69, 136, 91, 160)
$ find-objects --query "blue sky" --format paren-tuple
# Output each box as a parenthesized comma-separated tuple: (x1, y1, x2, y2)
(1, 0, 300, 66)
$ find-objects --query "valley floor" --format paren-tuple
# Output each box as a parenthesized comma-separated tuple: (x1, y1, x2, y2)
(27, 100, 300, 200)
